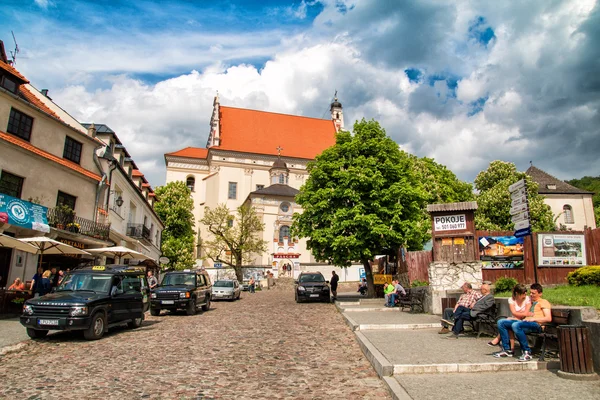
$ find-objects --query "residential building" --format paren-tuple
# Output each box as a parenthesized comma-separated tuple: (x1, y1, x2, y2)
(165, 94, 344, 276)
(526, 165, 596, 230)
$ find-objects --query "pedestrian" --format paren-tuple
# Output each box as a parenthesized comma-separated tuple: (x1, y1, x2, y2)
(35, 270, 52, 297)
(50, 267, 60, 288)
(357, 278, 367, 295)
(267, 271, 274, 290)
(249, 276, 256, 293)
(330, 270, 339, 301)
(383, 282, 395, 307)
(147, 270, 158, 290)
(30, 266, 44, 293)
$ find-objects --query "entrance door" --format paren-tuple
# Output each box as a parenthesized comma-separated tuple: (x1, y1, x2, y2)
(0, 247, 13, 287)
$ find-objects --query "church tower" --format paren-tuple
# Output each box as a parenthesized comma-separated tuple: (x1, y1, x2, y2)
(206, 93, 221, 147)
(270, 149, 289, 185)
(330, 93, 344, 132)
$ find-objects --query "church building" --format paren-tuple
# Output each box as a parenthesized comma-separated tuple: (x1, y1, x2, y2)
(164, 95, 344, 275)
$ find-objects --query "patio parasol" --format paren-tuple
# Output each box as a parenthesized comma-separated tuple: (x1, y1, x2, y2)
(0, 233, 39, 253)
(18, 237, 91, 269)
(85, 246, 151, 264)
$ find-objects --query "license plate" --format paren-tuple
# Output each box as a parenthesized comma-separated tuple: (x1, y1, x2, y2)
(38, 319, 59, 326)
(310, 294, 319, 298)
(161, 300, 174, 304)
(214, 293, 223, 297)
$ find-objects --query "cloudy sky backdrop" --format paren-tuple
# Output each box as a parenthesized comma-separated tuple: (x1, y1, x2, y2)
(2, 0, 599, 187)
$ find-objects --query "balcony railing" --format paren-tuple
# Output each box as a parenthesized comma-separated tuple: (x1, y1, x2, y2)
(127, 223, 151, 241)
(47, 208, 111, 241)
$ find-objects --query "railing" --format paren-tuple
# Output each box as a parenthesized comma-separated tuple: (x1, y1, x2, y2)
(46, 208, 111, 241)
(126, 223, 151, 241)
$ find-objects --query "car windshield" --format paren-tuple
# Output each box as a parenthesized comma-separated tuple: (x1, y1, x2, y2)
(299, 274, 325, 283)
(161, 273, 196, 286)
(214, 280, 234, 288)
(56, 273, 112, 293)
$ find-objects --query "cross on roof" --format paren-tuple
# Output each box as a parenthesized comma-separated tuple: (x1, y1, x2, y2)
(276, 146, 283, 156)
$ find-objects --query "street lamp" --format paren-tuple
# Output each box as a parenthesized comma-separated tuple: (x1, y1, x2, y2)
(115, 196, 124, 207)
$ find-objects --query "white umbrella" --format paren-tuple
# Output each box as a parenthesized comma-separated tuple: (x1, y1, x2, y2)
(18, 237, 91, 269)
(0, 233, 39, 253)
(86, 246, 150, 264)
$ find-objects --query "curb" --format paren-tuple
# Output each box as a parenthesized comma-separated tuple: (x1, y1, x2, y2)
(359, 323, 439, 331)
(340, 307, 400, 312)
(355, 331, 394, 377)
(382, 376, 413, 400)
(340, 312, 359, 331)
(393, 360, 560, 374)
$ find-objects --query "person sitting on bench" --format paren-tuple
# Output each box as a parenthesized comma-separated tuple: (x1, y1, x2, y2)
(493, 283, 552, 362)
(357, 278, 367, 295)
(445, 283, 494, 339)
(389, 279, 407, 307)
(439, 282, 482, 334)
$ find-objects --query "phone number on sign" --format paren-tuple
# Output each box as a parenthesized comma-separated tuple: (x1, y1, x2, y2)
(438, 223, 464, 230)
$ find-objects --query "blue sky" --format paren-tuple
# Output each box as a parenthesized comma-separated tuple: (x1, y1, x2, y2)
(2, 0, 599, 187)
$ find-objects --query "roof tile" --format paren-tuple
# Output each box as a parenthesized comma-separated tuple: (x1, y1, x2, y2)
(166, 147, 208, 159)
(0, 61, 28, 83)
(132, 169, 144, 177)
(18, 86, 61, 121)
(526, 166, 593, 195)
(0, 131, 101, 181)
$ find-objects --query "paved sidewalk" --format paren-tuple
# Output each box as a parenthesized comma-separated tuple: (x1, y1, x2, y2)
(0, 318, 29, 350)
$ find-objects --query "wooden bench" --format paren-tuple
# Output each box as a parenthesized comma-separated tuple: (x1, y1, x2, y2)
(398, 288, 425, 313)
(529, 309, 571, 361)
(466, 303, 501, 338)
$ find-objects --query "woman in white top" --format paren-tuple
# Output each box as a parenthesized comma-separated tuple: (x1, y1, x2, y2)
(488, 284, 531, 349)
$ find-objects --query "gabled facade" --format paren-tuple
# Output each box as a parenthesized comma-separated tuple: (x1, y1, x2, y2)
(165, 95, 342, 273)
(526, 165, 596, 230)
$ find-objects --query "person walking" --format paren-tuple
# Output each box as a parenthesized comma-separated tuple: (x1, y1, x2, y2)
(249, 277, 256, 293)
(330, 271, 339, 302)
(147, 270, 158, 290)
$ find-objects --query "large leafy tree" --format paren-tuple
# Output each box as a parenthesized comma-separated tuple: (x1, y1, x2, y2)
(200, 204, 268, 282)
(154, 181, 195, 270)
(567, 176, 600, 227)
(474, 161, 554, 231)
(293, 119, 427, 297)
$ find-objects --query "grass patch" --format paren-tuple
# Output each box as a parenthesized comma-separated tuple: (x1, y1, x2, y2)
(494, 285, 600, 309)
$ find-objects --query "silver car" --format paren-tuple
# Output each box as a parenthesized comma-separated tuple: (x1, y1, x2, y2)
(211, 279, 241, 301)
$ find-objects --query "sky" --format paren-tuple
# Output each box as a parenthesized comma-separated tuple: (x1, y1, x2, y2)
(2, 0, 599, 188)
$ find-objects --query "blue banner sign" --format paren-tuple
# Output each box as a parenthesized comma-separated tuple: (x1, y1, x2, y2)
(514, 227, 531, 238)
(0, 193, 49, 233)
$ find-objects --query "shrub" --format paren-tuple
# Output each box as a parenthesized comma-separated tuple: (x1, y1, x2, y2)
(411, 279, 429, 287)
(494, 277, 519, 293)
(567, 266, 600, 286)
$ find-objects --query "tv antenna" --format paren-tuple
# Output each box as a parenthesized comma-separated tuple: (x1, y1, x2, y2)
(9, 31, 19, 65)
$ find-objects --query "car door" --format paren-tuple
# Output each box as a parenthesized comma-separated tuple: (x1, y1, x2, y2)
(196, 273, 208, 303)
(122, 274, 144, 319)
(109, 276, 130, 323)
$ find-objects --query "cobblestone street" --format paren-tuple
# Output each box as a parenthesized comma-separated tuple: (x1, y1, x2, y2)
(0, 285, 389, 400)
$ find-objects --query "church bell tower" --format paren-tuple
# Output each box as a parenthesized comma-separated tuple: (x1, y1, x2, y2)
(330, 92, 344, 132)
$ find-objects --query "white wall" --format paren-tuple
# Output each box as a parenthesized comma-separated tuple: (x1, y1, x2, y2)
(544, 194, 597, 230)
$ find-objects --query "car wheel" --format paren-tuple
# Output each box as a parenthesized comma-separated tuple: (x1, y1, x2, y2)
(84, 313, 105, 340)
(128, 315, 143, 329)
(150, 308, 160, 316)
(295, 293, 302, 303)
(186, 298, 197, 316)
(26, 328, 48, 339)
(202, 296, 211, 311)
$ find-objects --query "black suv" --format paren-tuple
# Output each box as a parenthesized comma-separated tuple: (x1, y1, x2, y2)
(295, 272, 330, 303)
(20, 265, 150, 340)
(150, 270, 212, 316)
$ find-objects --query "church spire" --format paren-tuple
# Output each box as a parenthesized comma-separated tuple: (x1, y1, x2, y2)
(330, 91, 344, 132)
(270, 146, 289, 185)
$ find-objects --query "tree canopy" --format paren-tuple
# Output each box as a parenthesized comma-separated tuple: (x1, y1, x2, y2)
(474, 160, 554, 231)
(200, 204, 267, 282)
(293, 119, 428, 296)
(154, 181, 195, 270)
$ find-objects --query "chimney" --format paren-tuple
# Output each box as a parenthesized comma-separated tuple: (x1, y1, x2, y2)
(88, 123, 97, 138)
(41, 89, 49, 97)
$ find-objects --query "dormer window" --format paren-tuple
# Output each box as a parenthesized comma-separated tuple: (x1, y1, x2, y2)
(1, 75, 17, 93)
(546, 184, 557, 190)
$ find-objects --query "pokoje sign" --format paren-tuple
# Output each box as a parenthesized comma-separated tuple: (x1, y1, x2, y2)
(0, 193, 49, 233)
(433, 214, 466, 231)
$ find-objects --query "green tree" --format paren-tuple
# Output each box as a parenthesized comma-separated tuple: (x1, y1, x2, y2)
(154, 181, 195, 270)
(293, 119, 427, 297)
(567, 176, 600, 227)
(200, 204, 268, 282)
(474, 161, 554, 231)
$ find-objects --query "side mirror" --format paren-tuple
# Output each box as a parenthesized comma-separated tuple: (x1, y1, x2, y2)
(326, 280, 330, 284)
(294, 280, 299, 284)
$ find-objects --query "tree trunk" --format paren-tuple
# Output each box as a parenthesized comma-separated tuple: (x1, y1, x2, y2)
(362, 259, 376, 298)
(234, 253, 244, 283)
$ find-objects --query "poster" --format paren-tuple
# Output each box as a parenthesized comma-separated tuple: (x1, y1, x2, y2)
(538, 234, 586, 266)
(479, 235, 524, 269)
(0, 193, 49, 233)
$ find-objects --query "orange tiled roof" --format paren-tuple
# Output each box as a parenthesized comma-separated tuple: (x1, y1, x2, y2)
(148, 193, 156, 197)
(142, 183, 150, 188)
(19, 86, 61, 121)
(0, 61, 28, 83)
(132, 169, 144, 177)
(0, 131, 102, 181)
(165, 147, 208, 159)
(215, 106, 336, 159)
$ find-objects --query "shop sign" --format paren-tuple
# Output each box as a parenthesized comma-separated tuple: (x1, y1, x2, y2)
(0, 193, 49, 233)
(59, 239, 86, 249)
(373, 274, 392, 285)
(433, 214, 466, 231)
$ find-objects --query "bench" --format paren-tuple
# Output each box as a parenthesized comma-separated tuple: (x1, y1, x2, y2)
(529, 309, 571, 361)
(465, 303, 502, 338)
(398, 288, 425, 313)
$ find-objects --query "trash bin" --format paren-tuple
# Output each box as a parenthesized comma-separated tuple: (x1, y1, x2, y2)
(557, 325, 599, 380)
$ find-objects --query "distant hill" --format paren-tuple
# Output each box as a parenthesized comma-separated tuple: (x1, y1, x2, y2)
(567, 176, 600, 226)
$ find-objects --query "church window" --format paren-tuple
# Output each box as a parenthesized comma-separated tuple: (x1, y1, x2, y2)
(563, 205, 574, 224)
(279, 225, 290, 242)
(227, 217, 234, 227)
(256, 184, 264, 191)
(228, 182, 237, 199)
(187, 176, 195, 192)
(280, 202, 290, 213)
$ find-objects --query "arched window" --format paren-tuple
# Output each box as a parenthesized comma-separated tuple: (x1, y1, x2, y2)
(563, 205, 574, 224)
(279, 225, 290, 242)
(186, 176, 195, 192)
(278, 173, 286, 184)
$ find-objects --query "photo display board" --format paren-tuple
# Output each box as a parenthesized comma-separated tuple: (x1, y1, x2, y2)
(479, 235, 525, 269)
(538, 234, 586, 266)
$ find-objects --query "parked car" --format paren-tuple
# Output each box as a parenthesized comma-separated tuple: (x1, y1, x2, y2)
(150, 269, 212, 316)
(20, 265, 150, 340)
(295, 272, 330, 303)
(212, 279, 241, 301)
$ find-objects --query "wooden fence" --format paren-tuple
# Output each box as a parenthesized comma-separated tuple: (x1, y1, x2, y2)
(401, 227, 600, 286)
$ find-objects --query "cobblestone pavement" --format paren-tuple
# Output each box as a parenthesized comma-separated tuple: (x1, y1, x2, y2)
(0, 286, 390, 400)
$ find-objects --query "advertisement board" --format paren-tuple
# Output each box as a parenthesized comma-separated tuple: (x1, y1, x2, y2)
(433, 214, 466, 231)
(538, 234, 586, 266)
(479, 235, 524, 269)
(0, 193, 49, 233)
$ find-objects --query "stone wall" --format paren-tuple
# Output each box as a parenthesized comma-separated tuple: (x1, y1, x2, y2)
(428, 261, 483, 315)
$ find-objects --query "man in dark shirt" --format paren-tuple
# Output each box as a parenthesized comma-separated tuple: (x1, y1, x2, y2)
(330, 271, 340, 301)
